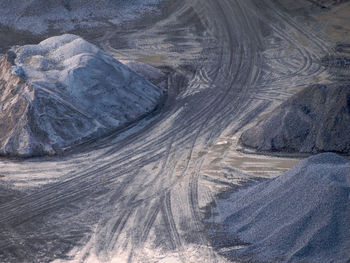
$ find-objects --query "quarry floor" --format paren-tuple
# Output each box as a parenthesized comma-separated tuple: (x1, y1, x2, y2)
(0, 0, 349, 262)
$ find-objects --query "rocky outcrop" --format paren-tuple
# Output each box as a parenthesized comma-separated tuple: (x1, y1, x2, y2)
(0, 34, 164, 157)
(240, 84, 350, 154)
(221, 153, 350, 262)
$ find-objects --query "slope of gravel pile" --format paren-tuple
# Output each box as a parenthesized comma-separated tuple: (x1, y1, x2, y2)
(219, 152, 350, 262)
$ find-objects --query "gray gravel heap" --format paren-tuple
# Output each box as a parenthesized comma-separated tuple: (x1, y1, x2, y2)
(223, 152, 350, 263)
(0, 34, 164, 157)
(240, 84, 350, 154)
(0, 0, 159, 34)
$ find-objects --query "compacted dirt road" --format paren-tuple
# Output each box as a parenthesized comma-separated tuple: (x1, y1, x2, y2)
(0, 0, 340, 262)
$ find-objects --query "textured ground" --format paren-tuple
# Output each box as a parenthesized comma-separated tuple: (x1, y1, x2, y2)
(0, 0, 349, 262)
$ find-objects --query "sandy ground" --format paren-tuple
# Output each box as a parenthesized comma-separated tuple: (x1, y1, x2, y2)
(0, 0, 348, 262)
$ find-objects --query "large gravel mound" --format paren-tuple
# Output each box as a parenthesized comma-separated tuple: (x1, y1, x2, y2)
(240, 84, 350, 154)
(0, 0, 159, 34)
(222, 153, 350, 262)
(0, 34, 164, 157)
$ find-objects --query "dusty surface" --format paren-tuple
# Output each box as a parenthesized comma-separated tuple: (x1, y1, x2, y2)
(314, 1, 350, 42)
(0, 0, 349, 262)
(239, 0, 350, 155)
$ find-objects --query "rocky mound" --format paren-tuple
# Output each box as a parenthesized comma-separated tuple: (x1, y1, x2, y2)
(240, 84, 350, 154)
(0, 0, 159, 34)
(0, 34, 163, 157)
(221, 153, 350, 262)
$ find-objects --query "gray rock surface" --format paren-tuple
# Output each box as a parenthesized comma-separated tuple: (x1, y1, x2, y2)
(240, 84, 350, 154)
(222, 152, 350, 263)
(0, 34, 163, 157)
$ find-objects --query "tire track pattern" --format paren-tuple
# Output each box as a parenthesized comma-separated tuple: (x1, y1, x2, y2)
(0, 0, 333, 262)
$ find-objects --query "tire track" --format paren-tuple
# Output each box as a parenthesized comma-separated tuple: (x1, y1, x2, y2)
(161, 191, 182, 249)
(140, 201, 161, 243)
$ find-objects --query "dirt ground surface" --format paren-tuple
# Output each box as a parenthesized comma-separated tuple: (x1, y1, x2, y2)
(0, 0, 349, 262)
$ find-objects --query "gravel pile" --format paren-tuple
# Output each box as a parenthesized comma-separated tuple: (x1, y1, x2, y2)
(0, 34, 164, 157)
(240, 84, 350, 154)
(220, 153, 350, 262)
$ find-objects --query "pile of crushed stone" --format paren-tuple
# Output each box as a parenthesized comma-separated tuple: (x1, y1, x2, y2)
(213, 153, 350, 262)
(240, 84, 350, 154)
(0, 34, 164, 157)
(0, 0, 160, 34)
